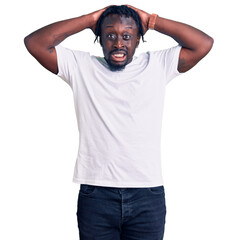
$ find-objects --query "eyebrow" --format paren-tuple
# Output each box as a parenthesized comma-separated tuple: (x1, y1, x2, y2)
(105, 25, 133, 29)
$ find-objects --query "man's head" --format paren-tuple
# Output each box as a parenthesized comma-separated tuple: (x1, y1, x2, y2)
(94, 5, 145, 71)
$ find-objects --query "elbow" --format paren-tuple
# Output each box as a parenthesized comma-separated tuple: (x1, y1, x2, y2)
(24, 35, 32, 52)
(207, 36, 214, 51)
(202, 36, 214, 56)
(24, 34, 39, 55)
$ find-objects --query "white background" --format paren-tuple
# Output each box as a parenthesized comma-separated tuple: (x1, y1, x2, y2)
(1, 0, 237, 239)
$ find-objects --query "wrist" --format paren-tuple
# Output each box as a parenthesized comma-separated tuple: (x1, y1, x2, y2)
(148, 13, 158, 30)
(84, 13, 95, 30)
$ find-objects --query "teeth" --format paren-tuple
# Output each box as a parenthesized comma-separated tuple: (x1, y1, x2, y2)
(113, 54, 124, 57)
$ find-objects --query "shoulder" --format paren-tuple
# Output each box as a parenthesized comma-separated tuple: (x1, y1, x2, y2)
(148, 45, 182, 61)
(55, 45, 92, 63)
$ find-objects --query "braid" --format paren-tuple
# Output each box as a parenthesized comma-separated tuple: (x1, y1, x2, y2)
(94, 5, 145, 43)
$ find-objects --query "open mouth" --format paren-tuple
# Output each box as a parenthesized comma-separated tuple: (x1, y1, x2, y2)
(111, 52, 127, 62)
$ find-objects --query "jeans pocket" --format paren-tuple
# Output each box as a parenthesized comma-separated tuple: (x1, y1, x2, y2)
(147, 186, 165, 196)
(80, 184, 97, 196)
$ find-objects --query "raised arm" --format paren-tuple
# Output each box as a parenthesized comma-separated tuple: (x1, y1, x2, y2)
(128, 5, 214, 73)
(153, 16, 214, 73)
(24, 7, 106, 74)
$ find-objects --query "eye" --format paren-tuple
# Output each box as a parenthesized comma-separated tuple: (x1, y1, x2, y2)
(123, 34, 131, 40)
(107, 33, 116, 40)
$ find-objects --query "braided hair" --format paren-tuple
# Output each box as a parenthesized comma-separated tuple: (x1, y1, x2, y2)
(94, 5, 145, 43)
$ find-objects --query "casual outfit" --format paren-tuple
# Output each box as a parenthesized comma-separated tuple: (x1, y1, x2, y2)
(55, 44, 182, 239)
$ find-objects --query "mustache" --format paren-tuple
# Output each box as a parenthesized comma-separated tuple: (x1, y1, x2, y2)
(109, 49, 128, 55)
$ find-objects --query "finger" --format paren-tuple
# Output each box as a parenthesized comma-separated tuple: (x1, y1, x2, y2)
(126, 5, 138, 11)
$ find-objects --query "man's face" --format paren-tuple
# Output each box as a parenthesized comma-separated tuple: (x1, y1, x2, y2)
(100, 14, 140, 71)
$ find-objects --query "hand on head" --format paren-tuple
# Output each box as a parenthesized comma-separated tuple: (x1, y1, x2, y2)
(126, 5, 151, 34)
(90, 5, 151, 35)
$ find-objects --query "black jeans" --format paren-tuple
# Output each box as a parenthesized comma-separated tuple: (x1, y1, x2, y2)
(77, 184, 166, 240)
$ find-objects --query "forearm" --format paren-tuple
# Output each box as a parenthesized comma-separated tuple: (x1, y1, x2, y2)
(24, 7, 107, 74)
(146, 14, 213, 72)
(153, 16, 213, 53)
(24, 14, 93, 51)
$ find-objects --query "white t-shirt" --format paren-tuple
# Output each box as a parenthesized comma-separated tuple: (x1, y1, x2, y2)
(55, 44, 182, 187)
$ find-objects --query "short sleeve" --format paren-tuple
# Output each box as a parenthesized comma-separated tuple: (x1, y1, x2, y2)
(55, 45, 77, 87)
(150, 45, 183, 84)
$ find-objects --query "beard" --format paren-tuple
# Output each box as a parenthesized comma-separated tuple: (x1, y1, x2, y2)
(105, 59, 127, 71)
(105, 49, 129, 72)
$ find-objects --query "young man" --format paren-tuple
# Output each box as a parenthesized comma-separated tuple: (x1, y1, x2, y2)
(24, 5, 213, 240)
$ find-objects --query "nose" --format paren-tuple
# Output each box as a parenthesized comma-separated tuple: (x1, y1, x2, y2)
(113, 37, 125, 49)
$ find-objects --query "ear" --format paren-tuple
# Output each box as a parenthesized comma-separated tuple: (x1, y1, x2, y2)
(99, 37, 102, 46)
(136, 36, 141, 48)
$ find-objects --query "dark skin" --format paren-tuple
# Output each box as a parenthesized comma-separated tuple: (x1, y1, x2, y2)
(128, 5, 214, 72)
(100, 14, 140, 71)
(24, 5, 213, 74)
